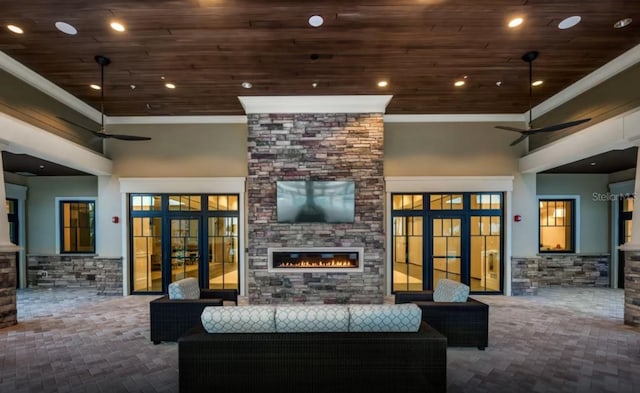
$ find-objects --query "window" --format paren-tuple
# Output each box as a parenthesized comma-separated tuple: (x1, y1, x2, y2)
(60, 200, 95, 253)
(539, 199, 575, 253)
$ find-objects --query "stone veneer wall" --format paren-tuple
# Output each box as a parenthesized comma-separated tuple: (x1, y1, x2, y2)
(624, 251, 640, 327)
(511, 255, 609, 295)
(247, 113, 384, 304)
(27, 255, 123, 295)
(0, 252, 17, 328)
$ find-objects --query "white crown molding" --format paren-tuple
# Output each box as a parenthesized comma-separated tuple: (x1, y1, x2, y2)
(238, 95, 393, 114)
(0, 51, 102, 123)
(107, 115, 247, 125)
(530, 42, 640, 120)
(384, 114, 524, 123)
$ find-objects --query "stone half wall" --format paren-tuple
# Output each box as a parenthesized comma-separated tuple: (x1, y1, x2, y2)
(27, 255, 123, 295)
(247, 113, 385, 304)
(511, 254, 609, 295)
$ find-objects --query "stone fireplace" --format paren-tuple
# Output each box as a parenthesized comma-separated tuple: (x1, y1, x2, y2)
(244, 98, 387, 305)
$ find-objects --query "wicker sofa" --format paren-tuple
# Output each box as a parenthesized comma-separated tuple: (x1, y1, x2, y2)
(178, 304, 447, 393)
(395, 287, 489, 350)
(149, 278, 238, 344)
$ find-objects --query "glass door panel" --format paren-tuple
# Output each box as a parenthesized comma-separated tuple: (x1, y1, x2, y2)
(470, 215, 501, 292)
(132, 217, 162, 291)
(432, 217, 462, 288)
(208, 216, 239, 289)
(170, 218, 199, 282)
(392, 216, 424, 291)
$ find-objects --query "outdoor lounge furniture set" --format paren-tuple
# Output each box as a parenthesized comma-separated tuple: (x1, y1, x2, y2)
(149, 277, 489, 393)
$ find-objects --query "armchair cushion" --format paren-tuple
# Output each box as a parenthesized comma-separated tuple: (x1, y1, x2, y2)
(168, 277, 200, 300)
(433, 278, 469, 302)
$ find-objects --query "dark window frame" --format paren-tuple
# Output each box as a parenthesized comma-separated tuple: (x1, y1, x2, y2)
(538, 198, 576, 254)
(59, 200, 96, 254)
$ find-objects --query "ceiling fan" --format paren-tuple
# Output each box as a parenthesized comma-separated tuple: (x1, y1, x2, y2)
(58, 55, 151, 141)
(495, 51, 590, 146)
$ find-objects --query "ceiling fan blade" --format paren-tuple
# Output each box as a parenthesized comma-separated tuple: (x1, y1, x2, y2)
(510, 134, 529, 146)
(495, 125, 528, 133)
(107, 133, 152, 141)
(530, 118, 592, 134)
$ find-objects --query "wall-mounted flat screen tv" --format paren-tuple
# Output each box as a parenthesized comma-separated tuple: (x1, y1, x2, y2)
(276, 180, 355, 223)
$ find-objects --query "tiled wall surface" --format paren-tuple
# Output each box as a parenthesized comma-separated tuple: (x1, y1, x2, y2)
(247, 113, 385, 304)
(27, 255, 123, 295)
(511, 255, 609, 295)
(0, 252, 17, 328)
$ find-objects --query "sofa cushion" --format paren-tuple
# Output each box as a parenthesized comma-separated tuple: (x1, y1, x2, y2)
(201, 305, 276, 333)
(275, 305, 350, 332)
(433, 279, 470, 302)
(348, 304, 422, 332)
(168, 277, 200, 300)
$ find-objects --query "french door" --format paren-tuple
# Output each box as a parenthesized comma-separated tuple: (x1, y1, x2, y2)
(130, 194, 239, 294)
(392, 193, 503, 294)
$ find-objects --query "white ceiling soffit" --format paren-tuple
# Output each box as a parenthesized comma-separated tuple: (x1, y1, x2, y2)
(106, 115, 248, 125)
(0, 111, 112, 176)
(384, 114, 524, 123)
(518, 107, 640, 174)
(238, 95, 394, 114)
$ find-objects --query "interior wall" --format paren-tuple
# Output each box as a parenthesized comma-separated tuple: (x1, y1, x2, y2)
(26, 176, 97, 254)
(537, 173, 610, 253)
(106, 123, 248, 177)
(383, 122, 523, 176)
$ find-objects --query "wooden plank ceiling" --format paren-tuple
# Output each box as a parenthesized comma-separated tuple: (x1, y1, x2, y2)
(1, 0, 640, 116)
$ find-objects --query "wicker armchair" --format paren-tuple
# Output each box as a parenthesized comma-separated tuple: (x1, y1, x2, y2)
(150, 288, 238, 344)
(395, 290, 489, 350)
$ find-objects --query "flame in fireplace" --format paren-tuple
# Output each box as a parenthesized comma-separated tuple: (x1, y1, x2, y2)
(278, 259, 357, 268)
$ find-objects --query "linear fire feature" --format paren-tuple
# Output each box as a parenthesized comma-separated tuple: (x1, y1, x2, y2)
(268, 247, 364, 273)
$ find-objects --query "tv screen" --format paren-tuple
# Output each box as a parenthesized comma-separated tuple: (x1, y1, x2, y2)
(276, 181, 355, 223)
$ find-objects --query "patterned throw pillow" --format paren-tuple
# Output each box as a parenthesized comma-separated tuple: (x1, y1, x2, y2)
(275, 305, 350, 332)
(201, 305, 276, 333)
(348, 304, 421, 332)
(433, 278, 470, 302)
(167, 277, 200, 300)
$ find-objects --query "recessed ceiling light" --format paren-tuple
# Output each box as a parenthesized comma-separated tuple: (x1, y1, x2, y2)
(454, 80, 465, 87)
(55, 21, 77, 35)
(110, 21, 126, 32)
(7, 24, 24, 34)
(39, 165, 45, 169)
(90, 84, 101, 90)
(496, 81, 502, 86)
(508, 17, 523, 28)
(558, 16, 581, 30)
(614, 18, 632, 28)
(130, 84, 136, 90)
(590, 162, 597, 166)
(165, 83, 176, 89)
(377, 80, 388, 87)
(241, 82, 253, 89)
(312, 81, 318, 88)
(532, 80, 543, 87)
(308, 15, 324, 27)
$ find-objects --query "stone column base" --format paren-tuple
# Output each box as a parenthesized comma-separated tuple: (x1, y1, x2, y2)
(0, 251, 17, 328)
(624, 251, 640, 327)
